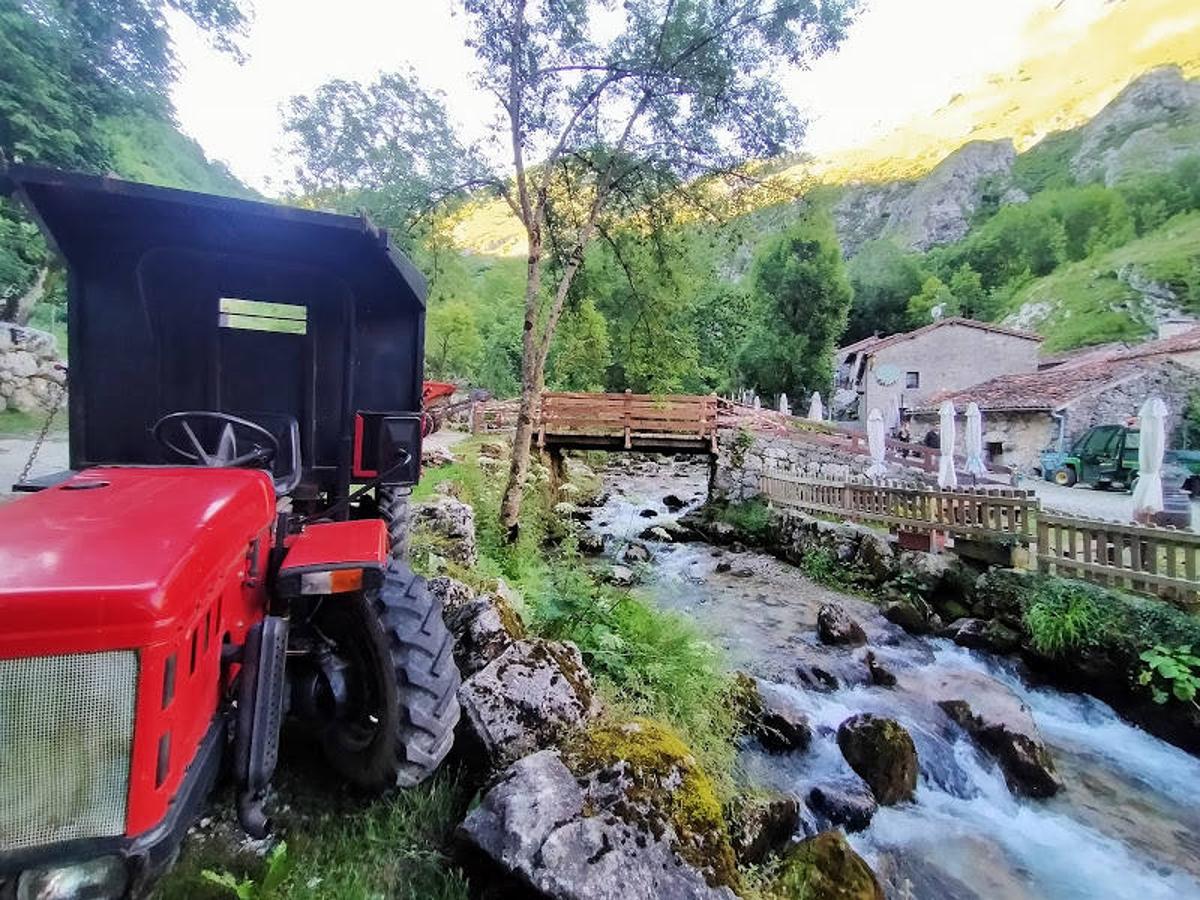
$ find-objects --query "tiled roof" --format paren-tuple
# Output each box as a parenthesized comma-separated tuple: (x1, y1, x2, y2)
(838, 317, 1042, 357)
(918, 357, 1180, 413)
(836, 334, 883, 357)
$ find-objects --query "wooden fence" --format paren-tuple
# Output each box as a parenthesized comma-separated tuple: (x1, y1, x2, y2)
(759, 470, 1200, 609)
(759, 471, 1036, 543)
(1036, 512, 1200, 610)
(537, 391, 718, 452)
(471, 399, 520, 433)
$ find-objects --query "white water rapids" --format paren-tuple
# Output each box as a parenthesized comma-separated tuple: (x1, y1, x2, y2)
(584, 457, 1200, 900)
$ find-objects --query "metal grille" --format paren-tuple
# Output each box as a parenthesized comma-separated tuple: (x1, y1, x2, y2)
(0, 651, 138, 851)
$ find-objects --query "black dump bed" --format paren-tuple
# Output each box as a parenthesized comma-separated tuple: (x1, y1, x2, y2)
(2, 166, 427, 499)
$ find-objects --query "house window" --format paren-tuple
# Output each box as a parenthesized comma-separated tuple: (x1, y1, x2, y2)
(905, 371, 920, 389)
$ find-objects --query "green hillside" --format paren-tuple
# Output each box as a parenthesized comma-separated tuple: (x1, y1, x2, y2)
(1002, 212, 1200, 351)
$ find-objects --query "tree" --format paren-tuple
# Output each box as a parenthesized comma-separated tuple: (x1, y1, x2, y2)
(425, 301, 483, 379)
(548, 298, 611, 391)
(947, 264, 986, 318)
(844, 239, 925, 341)
(736, 212, 851, 399)
(283, 71, 487, 239)
(905, 275, 956, 326)
(458, 0, 857, 535)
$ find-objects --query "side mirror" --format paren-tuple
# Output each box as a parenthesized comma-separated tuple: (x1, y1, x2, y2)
(353, 412, 421, 486)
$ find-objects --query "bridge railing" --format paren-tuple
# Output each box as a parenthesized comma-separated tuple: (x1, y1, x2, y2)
(537, 391, 718, 450)
(759, 471, 1037, 543)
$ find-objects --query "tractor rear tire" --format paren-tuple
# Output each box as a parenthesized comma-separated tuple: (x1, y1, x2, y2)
(318, 563, 460, 791)
(379, 486, 411, 561)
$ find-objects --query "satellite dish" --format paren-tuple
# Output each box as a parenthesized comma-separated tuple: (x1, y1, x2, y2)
(874, 364, 901, 386)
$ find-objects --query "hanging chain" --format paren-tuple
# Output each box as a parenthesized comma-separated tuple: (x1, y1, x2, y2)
(17, 368, 67, 486)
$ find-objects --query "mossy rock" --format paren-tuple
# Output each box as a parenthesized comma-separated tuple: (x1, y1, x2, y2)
(769, 831, 884, 900)
(563, 718, 739, 891)
(728, 671, 765, 730)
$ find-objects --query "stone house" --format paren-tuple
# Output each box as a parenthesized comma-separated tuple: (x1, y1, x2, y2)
(912, 357, 1200, 472)
(835, 318, 1042, 422)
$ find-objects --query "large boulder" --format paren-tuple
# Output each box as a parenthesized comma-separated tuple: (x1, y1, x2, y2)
(816, 604, 867, 646)
(769, 831, 885, 900)
(806, 777, 878, 833)
(930, 673, 1062, 798)
(882, 593, 942, 635)
(426, 575, 476, 616)
(458, 640, 596, 772)
(413, 494, 478, 567)
(837, 714, 918, 805)
(458, 750, 736, 900)
(854, 531, 896, 583)
(564, 719, 741, 892)
(726, 793, 801, 866)
(444, 593, 526, 677)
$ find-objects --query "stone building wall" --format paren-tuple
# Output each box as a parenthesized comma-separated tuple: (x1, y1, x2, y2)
(862, 325, 1040, 420)
(710, 428, 927, 502)
(1059, 363, 1200, 446)
(0, 325, 65, 414)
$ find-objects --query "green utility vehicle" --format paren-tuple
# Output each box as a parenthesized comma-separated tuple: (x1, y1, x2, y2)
(1041, 424, 1200, 495)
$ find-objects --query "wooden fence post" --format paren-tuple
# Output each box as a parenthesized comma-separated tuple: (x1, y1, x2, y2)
(623, 389, 632, 449)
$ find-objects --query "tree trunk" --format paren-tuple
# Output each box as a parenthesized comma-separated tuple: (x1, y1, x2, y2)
(499, 236, 544, 538)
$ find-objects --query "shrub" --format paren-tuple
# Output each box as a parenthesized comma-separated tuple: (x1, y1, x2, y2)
(1138, 644, 1200, 708)
(712, 498, 774, 543)
(1023, 580, 1113, 656)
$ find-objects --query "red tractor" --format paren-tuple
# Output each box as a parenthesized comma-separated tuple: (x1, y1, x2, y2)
(0, 168, 461, 898)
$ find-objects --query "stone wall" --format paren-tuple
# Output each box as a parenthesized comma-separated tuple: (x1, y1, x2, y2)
(1059, 361, 1200, 446)
(710, 428, 926, 502)
(0, 325, 65, 414)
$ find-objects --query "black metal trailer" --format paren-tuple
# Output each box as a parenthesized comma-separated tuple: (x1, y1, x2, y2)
(2, 166, 427, 511)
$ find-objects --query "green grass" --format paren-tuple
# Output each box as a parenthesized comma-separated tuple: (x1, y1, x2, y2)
(412, 438, 740, 786)
(156, 770, 469, 900)
(1023, 579, 1114, 656)
(1004, 211, 1200, 351)
(710, 499, 774, 543)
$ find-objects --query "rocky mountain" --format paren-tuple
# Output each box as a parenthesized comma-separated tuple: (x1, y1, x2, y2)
(831, 66, 1200, 258)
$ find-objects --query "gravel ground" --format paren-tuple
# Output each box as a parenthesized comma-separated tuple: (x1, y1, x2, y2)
(1028, 477, 1200, 528)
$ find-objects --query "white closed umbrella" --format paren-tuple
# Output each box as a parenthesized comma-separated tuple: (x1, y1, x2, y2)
(866, 408, 888, 480)
(938, 400, 958, 488)
(778, 392, 790, 416)
(965, 402, 987, 477)
(1132, 396, 1168, 519)
(808, 391, 824, 421)
(886, 395, 902, 432)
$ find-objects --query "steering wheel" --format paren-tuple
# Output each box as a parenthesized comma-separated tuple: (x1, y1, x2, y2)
(153, 411, 279, 470)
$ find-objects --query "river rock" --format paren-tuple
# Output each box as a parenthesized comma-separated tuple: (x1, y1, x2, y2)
(817, 604, 867, 646)
(807, 777, 878, 832)
(412, 494, 478, 567)
(716, 560, 733, 574)
(938, 695, 1062, 798)
(837, 714, 918, 805)
(639, 508, 658, 518)
(458, 640, 596, 772)
(639, 525, 673, 542)
(607, 565, 636, 587)
(866, 651, 897, 687)
(577, 531, 607, 554)
(458, 750, 735, 900)
(882, 594, 942, 635)
(943, 617, 990, 649)
(727, 793, 801, 866)
(769, 831, 885, 900)
(854, 531, 896, 582)
(754, 680, 813, 753)
(444, 594, 525, 677)
(623, 542, 651, 563)
(794, 645, 872, 693)
(663, 493, 687, 511)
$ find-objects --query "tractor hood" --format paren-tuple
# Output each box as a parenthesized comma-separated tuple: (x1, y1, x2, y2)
(0, 468, 274, 656)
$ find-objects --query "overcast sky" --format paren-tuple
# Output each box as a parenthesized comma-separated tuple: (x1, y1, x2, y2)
(170, 0, 1107, 194)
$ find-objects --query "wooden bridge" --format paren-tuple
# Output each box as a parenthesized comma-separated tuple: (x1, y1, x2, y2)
(535, 391, 719, 454)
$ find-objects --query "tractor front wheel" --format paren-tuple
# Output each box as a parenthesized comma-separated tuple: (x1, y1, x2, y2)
(1053, 466, 1077, 487)
(379, 486, 412, 561)
(315, 564, 460, 791)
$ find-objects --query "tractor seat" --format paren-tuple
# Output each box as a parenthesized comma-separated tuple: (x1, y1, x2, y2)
(236, 411, 302, 495)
